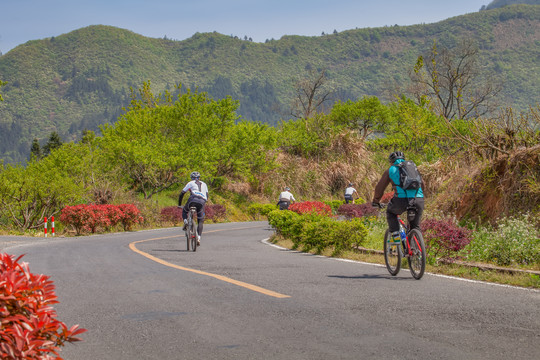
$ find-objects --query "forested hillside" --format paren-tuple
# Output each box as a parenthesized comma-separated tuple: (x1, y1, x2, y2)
(0, 4, 539, 163)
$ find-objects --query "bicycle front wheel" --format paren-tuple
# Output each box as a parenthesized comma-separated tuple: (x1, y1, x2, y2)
(384, 229, 401, 276)
(185, 223, 190, 251)
(189, 215, 197, 252)
(407, 228, 426, 279)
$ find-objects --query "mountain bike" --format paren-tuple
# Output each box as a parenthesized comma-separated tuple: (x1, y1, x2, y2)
(185, 206, 198, 252)
(379, 204, 426, 279)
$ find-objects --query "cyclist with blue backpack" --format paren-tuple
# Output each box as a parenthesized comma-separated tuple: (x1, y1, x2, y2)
(372, 151, 425, 244)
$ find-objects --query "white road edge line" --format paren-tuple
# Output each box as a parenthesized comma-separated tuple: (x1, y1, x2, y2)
(261, 238, 540, 293)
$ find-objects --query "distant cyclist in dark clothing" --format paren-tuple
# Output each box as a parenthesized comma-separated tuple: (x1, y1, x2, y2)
(372, 151, 425, 243)
(178, 171, 208, 246)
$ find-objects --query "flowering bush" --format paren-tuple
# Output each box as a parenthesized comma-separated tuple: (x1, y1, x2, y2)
(337, 203, 379, 220)
(289, 201, 332, 216)
(467, 215, 540, 266)
(205, 204, 226, 222)
(0, 253, 86, 358)
(422, 218, 472, 261)
(60, 204, 143, 234)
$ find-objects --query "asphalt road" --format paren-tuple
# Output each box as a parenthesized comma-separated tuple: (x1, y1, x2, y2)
(1, 222, 539, 360)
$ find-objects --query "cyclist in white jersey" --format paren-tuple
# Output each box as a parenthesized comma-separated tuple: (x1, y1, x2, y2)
(178, 171, 208, 245)
(277, 187, 296, 210)
(344, 183, 359, 204)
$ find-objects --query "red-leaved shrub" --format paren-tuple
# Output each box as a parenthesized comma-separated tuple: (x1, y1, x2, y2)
(422, 218, 472, 260)
(0, 253, 86, 359)
(60, 204, 143, 234)
(337, 203, 379, 219)
(116, 204, 144, 231)
(160, 206, 183, 225)
(205, 204, 226, 222)
(289, 201, 332, 216)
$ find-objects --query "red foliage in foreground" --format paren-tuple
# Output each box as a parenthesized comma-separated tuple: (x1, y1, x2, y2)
(60, 204, 143, 234)
(0, 253, 86, 359)
(289, 201, 332, 216)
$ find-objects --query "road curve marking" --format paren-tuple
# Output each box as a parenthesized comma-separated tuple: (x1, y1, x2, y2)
(129, 227, 290, 299)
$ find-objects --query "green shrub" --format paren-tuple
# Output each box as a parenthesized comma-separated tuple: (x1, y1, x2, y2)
(467, 215, 540, 266)
(269, 211, 368, 256)
(301, 215, 336, 253)
(248, 203, 278, 218)
(324, 200, 344, 213)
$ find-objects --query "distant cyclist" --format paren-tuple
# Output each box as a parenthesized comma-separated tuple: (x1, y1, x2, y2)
(344, 183, 359, 204)
(277, 186, 296, 210)
(178, 171, 208, 246)
(372, 151, 424, 243)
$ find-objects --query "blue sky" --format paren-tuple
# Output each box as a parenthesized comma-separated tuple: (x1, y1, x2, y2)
(1, 0, 489, 54)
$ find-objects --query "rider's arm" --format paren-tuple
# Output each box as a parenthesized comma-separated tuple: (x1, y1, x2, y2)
(372, 169, 391, 203)
(178, 190, 187, 207)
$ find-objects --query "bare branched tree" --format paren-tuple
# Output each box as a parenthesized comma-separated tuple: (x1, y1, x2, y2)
(410, 39, 502, 120)
(290, 69, 334, 120)
(444, 105, 540, 159)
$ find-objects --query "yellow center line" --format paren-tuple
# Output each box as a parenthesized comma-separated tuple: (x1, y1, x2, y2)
(128, 226, 290, 299)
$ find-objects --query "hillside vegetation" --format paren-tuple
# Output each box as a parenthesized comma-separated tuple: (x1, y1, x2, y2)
(0, 5, 539, 163)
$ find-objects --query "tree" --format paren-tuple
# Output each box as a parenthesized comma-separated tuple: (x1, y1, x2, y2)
(329, 96, 392, 139)
(409, 39, 501, 120)
(0, 157, 85, 231)
(29, 138, 42, 160)
(0, 79, 6, 101)
(290, 69, 334, 120)
(100, 82, 241, 199)
(43, 131, 63, 156)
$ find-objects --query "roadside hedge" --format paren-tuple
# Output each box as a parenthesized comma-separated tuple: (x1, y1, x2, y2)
(267, 210, 368, 256)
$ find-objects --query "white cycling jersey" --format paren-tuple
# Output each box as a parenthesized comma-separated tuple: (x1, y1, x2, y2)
(182, 180, 208, 201)
(279, 191, 295, 202)
(345, 186, 357, 196)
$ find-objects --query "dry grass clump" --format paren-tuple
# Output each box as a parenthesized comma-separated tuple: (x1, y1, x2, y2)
(223, 180, 252, 197)
(264, 133, 379, 202)
(423, 145, 540, 225)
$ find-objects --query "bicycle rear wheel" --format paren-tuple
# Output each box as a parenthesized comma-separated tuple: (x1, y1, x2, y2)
(407, 228, 426, 279)
(185, 217, 191, 251)
(189, 210, 197, 252)
(384, 229, 401, 276)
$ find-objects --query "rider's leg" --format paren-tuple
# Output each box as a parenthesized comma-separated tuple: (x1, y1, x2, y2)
(408, 197, 425, 230)
(387, 197, 407, 241)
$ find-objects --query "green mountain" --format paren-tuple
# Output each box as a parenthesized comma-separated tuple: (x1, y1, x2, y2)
(483, 0, 540, 10)
(0, 4, 539, 163)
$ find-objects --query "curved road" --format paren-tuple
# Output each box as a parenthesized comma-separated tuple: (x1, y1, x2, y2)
(2, 222, 539, 360)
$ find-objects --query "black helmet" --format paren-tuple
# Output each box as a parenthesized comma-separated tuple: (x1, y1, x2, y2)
(388, 151, 404, 163)
(348, 183, 353, 187)
(284, 186, 290, 191)
(190, 171, 201, 180)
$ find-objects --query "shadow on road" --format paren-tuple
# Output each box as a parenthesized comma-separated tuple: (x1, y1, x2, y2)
(328, 274, 411, 281)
